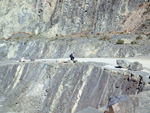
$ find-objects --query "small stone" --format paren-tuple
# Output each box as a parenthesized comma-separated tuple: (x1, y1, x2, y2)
(19, 57, 25, 62)
(30, 58, 35, 61)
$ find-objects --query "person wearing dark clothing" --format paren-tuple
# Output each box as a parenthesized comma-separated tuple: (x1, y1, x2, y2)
(70, 52, 75, 61)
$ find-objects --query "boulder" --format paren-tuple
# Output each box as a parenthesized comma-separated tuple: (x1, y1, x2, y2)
(112, 99, 134, 113)
(107, 95, 135, 113)
(108, 95, 130, 107)
(128, 61, 143, 71)
(116, 60, 130, 68)
(116, 60, 143, 71)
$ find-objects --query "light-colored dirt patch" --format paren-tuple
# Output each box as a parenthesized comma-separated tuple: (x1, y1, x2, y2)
(121, 2, 150, 33)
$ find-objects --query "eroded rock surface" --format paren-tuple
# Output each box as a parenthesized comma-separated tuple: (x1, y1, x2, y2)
(128, 61, 143, 71)
(116, 60, 143, 71)
(135, 90, 150, 113)
(0, 37, 150, 60)
(116, 60, 130, 68)
(0, 61, 148, 113)
(0, 0, 150, 39)
(0, 0, 150, 113)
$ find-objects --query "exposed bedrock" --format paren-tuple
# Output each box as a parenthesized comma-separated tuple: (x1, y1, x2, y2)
(0, 36, 150, 60)
(0, 62, 147, 113)
(116, 60, 143, 71)
(0, 0, 150, 39)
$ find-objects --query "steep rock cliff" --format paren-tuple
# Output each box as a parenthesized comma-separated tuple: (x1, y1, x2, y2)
(0, 0, 149, 39)
(0, 36, 150, 60)
(0, 61, 146, 113)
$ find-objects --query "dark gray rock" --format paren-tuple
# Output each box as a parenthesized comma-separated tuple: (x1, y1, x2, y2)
(108, 95, 130, 106)
(116, 60, 130, 68)
(0, 37, 150, 60)
(0, 0, 149, 39)
(112, 96, 135, 113)
(128, 61, 143, 71)
(116, 60, 144, 71)
(0, 62, 143, 113)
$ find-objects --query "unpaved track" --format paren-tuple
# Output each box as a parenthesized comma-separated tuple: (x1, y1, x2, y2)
(0, 57, 150, 72)
(35, 57, 150, 71)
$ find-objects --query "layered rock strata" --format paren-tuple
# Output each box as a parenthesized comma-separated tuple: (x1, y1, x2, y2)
(0, 0, 149, 39)
(0, 61, 147, 113)
(0, 36, 150, 60)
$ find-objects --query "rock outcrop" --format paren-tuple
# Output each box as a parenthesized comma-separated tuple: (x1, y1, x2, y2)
(107, 95, 135, 113)
(0, 61, 147, 113)
(0, 0, 150, 39)
(135, 90, 150, 113)
(116, 60, 143, 71)
(0, 0, 150, 113)
(116, 60, 130, 68)
(0, 36, 150, 60)
(128, 61, 143, 71)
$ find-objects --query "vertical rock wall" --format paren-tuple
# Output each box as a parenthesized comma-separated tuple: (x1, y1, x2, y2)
(0, 0, 147, 39)
(0, 62, 143, 113)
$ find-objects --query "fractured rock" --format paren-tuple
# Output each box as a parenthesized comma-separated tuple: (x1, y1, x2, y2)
(112, 99, 134, 113)
(116, 60, 143, 71)
(108, 95, 130, 106)
(107, 95, 134, 113)
(128, 61, 143, 71)
(135, 90, 150, 113)
(116, 60, 130, 68)
(0, 61, 148, 113)
(0, 1, 149, 39)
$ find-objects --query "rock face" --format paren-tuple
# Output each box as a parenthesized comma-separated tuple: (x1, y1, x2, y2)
(0, 1, 150, 113)
(0, 62, 146, 113)
(108, 95, 134, 113)
(0, 37, 150, 60)
(128, 61, 143, 71)
(135, 90, 150, 113)
(112, 98, 134, 113)
(116, 60, 130, 68)
(116, 60, 143, 71)
(0, 0, 150, 39)
(108, 95, 130, 106)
